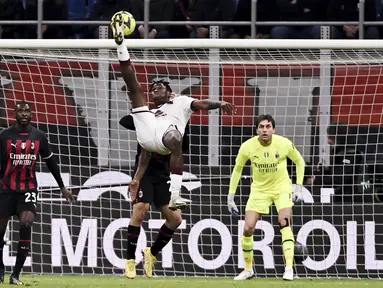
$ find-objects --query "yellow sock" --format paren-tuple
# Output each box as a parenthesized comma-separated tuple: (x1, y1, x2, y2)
(281, 227, 295, 268)
(242, 235, 254, 271)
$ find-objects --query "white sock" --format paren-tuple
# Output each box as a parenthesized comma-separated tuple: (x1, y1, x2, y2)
(169, 174, 182, 197)
(117, 40, 130, 61)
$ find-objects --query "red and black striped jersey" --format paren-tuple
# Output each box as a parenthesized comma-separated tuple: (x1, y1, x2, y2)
(0, 125, 52, 193)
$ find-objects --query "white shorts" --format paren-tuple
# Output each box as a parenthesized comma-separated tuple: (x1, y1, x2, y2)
(131, 106, 172, 155)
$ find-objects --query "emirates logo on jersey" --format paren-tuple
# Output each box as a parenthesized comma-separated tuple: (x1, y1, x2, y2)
(254, 162, 278, 173)
(10, 153, 37, 165)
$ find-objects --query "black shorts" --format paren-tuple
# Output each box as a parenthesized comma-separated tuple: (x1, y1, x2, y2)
(134, 176, 170, 209)
(0, 191, 38, 218)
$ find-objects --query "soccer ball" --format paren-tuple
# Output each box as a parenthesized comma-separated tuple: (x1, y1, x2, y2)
(294, 242, 309, 264)
(112, 11, 136, 36)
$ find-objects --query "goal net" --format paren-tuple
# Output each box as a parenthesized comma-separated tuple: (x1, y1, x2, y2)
(0, 39, 382, 279)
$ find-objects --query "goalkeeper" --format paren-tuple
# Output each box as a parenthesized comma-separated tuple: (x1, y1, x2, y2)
(228, 114, 305, 281)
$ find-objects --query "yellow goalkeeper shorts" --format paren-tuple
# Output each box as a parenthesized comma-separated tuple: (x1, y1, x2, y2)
(245, 190, 293, 215)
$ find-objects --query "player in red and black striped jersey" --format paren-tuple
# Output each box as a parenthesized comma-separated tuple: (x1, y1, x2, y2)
(0, 101, 74, 285)
(119, 111, 189, 279)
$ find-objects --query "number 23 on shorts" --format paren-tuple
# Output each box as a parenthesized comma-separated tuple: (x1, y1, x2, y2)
(24, 191, 37, 203)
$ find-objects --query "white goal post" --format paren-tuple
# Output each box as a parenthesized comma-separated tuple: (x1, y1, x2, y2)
(1, 38, 383, 49)
(0, 39, 382, 278)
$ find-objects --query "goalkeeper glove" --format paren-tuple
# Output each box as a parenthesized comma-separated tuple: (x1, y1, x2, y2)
(110, 12, 124, 45)
(227, 194, 239, 215)
(293, 184, 304, 202)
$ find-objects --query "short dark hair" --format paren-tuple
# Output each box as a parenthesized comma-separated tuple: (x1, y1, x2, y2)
(14, 101, 31, 111)
(149, 79, 172, 93)
(255, 114, 275, 128)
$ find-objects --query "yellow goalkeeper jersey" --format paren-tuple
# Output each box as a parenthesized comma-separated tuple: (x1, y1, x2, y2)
(229, 134, 305, 195)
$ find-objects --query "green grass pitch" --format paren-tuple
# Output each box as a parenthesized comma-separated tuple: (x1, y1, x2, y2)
(1, 276, 381, 287)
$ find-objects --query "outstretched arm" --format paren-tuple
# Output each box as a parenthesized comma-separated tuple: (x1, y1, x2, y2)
(191, 99, 236, 115)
